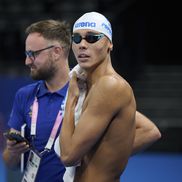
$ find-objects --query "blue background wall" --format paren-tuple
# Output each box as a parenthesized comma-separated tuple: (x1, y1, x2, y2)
(121, 152, 182, 182)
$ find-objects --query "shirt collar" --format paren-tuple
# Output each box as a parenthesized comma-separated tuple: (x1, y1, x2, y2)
(36, 81, 69, 98)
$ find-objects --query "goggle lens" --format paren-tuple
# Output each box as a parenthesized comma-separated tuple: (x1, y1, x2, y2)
(72, 33, 105, 44)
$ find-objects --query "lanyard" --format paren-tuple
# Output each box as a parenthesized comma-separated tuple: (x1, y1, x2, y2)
(30, 96, 65, 154)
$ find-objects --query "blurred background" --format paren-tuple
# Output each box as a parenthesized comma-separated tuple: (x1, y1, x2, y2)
(0, 0, 182, 181)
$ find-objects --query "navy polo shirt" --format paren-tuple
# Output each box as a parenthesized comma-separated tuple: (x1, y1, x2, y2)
(8, 80, 69, 182)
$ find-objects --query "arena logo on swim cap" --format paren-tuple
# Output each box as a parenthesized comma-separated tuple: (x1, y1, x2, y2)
(101, 23, 112, 36)
(74, 22, 96, 28)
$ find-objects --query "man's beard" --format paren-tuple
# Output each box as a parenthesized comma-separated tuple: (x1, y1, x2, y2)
(30, 65, 56, 81)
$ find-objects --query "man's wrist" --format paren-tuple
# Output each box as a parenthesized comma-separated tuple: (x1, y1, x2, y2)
(3, 149, 21, 168)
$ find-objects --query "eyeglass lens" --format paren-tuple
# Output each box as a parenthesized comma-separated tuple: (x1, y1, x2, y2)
(25, 45, 54, 60)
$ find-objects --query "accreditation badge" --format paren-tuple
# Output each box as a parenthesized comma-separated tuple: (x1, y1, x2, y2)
(21, 150, 41, 182)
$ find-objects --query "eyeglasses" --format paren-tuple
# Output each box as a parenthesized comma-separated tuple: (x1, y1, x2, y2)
(72, 33, 105, 44)
(25, 45, 55, 61)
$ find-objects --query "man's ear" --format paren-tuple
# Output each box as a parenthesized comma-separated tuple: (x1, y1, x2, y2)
(108, 44, 113, 52)
(53, 47, 62, 59)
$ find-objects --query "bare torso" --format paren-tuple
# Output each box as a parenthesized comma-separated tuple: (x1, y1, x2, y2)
(74, 72, 136, 182)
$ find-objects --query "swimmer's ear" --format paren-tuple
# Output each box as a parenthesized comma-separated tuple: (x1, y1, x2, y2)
(108, 44, 113, 52)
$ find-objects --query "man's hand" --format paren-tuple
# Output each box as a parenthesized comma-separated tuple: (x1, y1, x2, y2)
(6, 139, 30, 156)
(3, 139, 30, 169)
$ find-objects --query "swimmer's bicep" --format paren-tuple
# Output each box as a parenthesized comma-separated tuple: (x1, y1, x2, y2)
(75, 80, 123, 138)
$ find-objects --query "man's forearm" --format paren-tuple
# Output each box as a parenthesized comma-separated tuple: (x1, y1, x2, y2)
(3, 148, 21, 169)
(60, 94, 77, 166)
(132, 126, 161, 155)
(132, 111, 161, 155)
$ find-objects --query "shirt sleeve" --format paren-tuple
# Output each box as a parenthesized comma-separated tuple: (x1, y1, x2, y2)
(8, 89, 26, 131)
